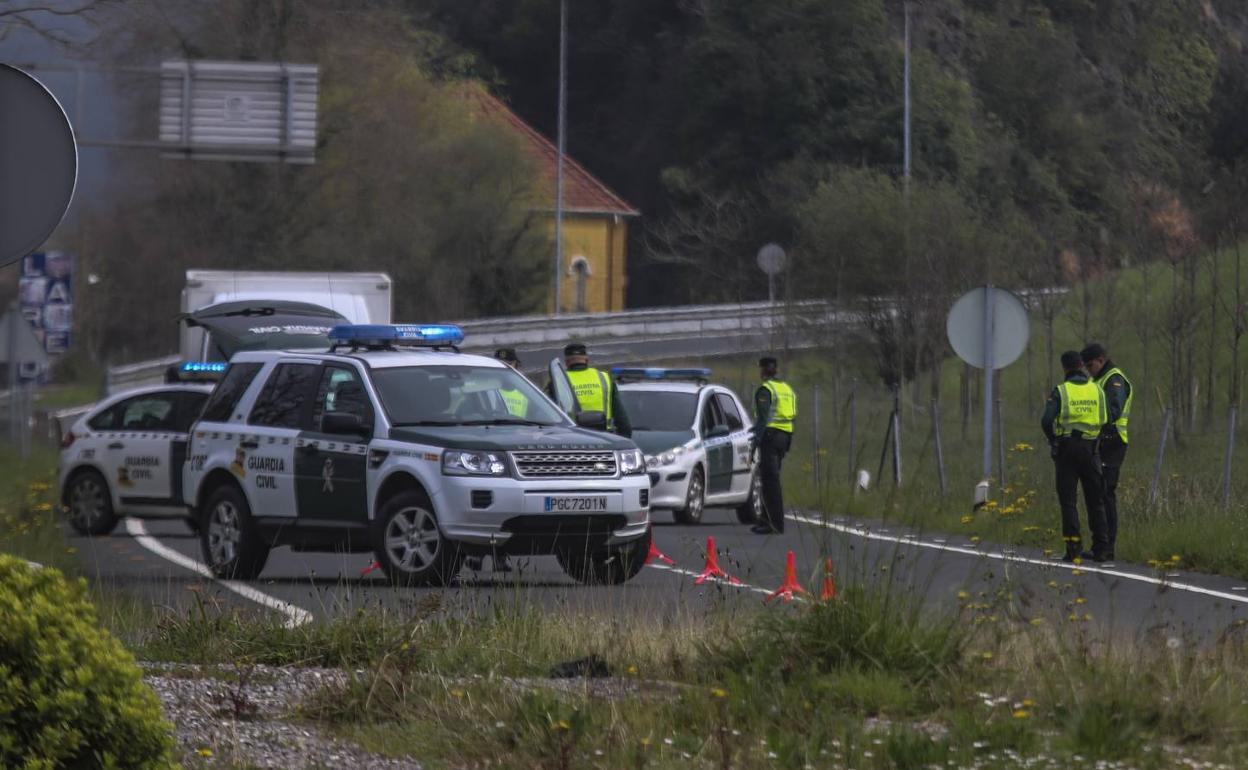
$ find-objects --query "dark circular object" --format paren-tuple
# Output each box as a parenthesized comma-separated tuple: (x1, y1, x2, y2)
(0, 64, 78, 267)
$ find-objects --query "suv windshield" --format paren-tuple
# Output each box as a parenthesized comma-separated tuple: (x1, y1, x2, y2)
(372, 365, 568, 427)
(618, 390, 697, 432)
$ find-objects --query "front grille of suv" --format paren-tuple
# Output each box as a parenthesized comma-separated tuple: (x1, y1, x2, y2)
(511, 450, 618, 479)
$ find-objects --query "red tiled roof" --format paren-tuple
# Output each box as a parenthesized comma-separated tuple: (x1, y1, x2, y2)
(464, 87, 639, 217)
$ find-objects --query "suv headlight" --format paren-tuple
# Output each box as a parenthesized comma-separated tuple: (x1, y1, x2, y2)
(618, 448, 645, 476)
(646, 446, 686, 468)
(442, 450, 508, 476)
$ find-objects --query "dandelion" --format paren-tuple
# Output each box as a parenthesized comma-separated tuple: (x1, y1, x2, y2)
(1022, 699, 1035, 708)
(980, 651, 994, 660)
(1083, 613, 1093, 621)
(710, 687, 729, 699)
(1030, 618, 1045, 626)
(1074, 597, 1087, 605)
(1071, 569, 1084, 576)
(641, 737, 652, 747)
(1023, 526, 1040, 533)
(450, 688, 465, 699)
(1170, 554, 1181, 562)
(961, 515, 974, 524)
(957, 590, 970, 600)
(197, 748, 214, 758)
(1013, 709, 1030, 719)
(627, 665, 638, 675)
(555, 719, 571, 731)
(970, 536, 981, 544)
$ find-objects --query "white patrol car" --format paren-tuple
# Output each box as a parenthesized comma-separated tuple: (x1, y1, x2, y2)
(614, 368, 761, 525)
(58, 367, 220, 535)
(183, 324, 652, 586)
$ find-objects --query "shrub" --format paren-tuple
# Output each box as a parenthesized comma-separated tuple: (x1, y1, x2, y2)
(0, 556, 176, 769)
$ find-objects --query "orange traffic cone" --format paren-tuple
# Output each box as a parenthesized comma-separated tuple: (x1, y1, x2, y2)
(820, 558, 837, 601)
(360, 560, 382, 577)
(764, 550, 808, 604)
(645, 540, 676, 566)
(694, 536, 741, 585)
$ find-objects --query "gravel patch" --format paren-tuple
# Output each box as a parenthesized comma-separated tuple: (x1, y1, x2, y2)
(141, 662, 422, 769)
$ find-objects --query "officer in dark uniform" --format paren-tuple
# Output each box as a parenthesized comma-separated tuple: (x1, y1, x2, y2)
(1081, 343, 1131, 561)
(1041, 351, 1110, 562)
(749, 356, 797, 534)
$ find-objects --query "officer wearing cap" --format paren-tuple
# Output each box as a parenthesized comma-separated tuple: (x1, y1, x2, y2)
(551, 342, 632, 437)
(750, 356, 797, 534)
(1041, 351, 1110, 562)
(495, 348, 530, 419)
(1081, 342, 1130, 561)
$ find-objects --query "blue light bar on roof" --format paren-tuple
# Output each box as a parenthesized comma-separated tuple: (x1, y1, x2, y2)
(612, 367, 712, 382)
(181, 361, 228, 374)
(328, 324, 465, 347)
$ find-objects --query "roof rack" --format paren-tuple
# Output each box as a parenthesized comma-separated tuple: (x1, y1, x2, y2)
(328, 324, 464, 352)
(611, 367, 712, 385)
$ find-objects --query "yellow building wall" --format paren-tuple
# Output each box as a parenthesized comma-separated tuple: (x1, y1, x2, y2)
(546, 214, 629, 314)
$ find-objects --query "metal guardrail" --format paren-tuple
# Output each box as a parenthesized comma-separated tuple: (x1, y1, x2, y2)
(104, 301, 846, 395)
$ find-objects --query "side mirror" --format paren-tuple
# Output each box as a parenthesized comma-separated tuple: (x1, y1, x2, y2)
(322, 411, 369, 437)
(705, 424, 731, 439)
(575, 410, 608, 430)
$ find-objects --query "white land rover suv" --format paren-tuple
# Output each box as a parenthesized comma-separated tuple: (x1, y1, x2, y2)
(183, 324, 652, 586)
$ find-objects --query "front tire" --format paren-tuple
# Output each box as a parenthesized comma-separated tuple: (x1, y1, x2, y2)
(557, 526, 650, 585)
(736, 472, 762, 525)
(65, 469, 119, 536)
(200, 484, 270, 579)
(372, 489, 462, 587)
(673, 467, 705, 525)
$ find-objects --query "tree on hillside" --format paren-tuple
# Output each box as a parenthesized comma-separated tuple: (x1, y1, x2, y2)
(77, 0, 549, 360)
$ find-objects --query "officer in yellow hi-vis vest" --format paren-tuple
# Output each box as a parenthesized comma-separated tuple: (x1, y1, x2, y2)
(750, 356, 796, 534)
(1041, 351, 1110, 562)
(495, 348, 530, 419)
(552, 342, 632, 437)
(1082, 342, 1131, 561)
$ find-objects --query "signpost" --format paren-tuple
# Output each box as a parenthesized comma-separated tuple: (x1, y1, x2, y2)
(946, 286, 1030, 501)
(756, 243, 786, 304)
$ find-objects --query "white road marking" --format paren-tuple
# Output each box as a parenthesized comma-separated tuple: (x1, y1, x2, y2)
(789, 513, 1248, 607)
(124, 518, 313, 628)
(646, 563, 778, 598)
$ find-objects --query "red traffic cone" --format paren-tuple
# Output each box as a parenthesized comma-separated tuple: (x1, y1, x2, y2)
(820, 558, 837, 601)
(694, 536, 741, 585)
(360, 560, 382, 577)
(645, 540, 675, 566)
(764, 550, 808, 604)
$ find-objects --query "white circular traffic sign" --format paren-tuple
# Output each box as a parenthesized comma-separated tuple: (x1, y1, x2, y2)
(756, 243, 786, 276)
(0, 64, 78, 267)
(946, 286, 1030, 370)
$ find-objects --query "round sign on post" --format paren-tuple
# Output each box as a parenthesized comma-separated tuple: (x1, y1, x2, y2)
(946, 286, 1031, 489)
(946, 286, 1030, 370)
(756, 243, 786, 304)
(0, 64, 78, 267)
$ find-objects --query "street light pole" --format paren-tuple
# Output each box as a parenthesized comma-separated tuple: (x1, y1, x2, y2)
(553, 0, 568, 317)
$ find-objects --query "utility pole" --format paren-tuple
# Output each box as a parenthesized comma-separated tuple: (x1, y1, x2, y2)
(553, 0, 568, 317)
(903, 1, 912, 191)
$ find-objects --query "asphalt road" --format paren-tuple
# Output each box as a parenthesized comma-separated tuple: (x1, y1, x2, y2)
(67, 506, 1248, 644)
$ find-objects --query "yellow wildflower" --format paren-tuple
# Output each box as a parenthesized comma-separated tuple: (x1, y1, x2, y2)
(1013, 709, 1030, 719)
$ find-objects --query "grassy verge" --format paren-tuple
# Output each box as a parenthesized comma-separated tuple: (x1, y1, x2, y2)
(129, 579, 1248, 769)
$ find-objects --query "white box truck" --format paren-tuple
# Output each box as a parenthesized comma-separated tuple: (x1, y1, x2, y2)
(105, 270, 393, 394)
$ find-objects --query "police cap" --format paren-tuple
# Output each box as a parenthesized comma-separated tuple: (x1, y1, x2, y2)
(494, 347, 520, 364)
(564, 342, 588, 357)
(758, 356, 778, 369)
(1080, 343, 1107, 363)
(1061, 350, 1084, 371)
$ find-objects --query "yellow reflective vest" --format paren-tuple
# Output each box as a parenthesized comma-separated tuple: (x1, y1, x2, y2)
(1095, 366, 1132, 443)
(566, 367, 614, 427)
(500, 388, 529, 419)
(762, 379, 797, 433)
(1055, 380, 1107, 439)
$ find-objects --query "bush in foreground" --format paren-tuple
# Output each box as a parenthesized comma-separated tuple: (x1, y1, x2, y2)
(0, 556, 176, 769)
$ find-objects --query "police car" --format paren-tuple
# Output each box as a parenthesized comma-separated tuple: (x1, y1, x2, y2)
(182, 324, 652, 586)
(58, 364, 223, 535)
(615, 368, 761, 525)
